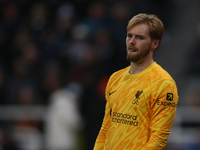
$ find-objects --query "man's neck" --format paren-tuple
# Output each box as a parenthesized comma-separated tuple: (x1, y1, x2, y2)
(129, 59, 154, 74)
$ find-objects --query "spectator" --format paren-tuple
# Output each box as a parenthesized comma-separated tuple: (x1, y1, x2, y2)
(45, 82, 83, 150)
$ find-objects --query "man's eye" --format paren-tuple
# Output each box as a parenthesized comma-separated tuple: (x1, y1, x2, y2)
(127, 34, 132, 38)
(136, 36, 144, 40)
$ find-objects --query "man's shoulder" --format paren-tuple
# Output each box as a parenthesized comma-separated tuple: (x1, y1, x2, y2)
(107, 66, 130, 84)
(111, 66, 130, 77)
(152, 63, 175, 83)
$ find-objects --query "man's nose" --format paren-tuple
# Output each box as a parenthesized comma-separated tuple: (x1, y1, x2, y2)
(129, 37, 136, 45)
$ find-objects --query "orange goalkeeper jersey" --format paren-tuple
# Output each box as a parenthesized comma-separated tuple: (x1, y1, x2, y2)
(94, 62, 179, 150)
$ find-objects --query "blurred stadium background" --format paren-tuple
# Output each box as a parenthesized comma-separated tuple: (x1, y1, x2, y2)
(0, 0, 200, 150)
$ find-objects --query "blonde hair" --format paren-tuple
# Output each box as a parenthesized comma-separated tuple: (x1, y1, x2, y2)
(127, 13, 164, 42)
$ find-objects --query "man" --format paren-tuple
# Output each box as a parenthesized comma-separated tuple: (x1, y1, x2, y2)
(93, 13, 179, 150)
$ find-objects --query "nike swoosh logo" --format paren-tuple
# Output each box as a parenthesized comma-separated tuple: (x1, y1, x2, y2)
(109, 90, 117, 96)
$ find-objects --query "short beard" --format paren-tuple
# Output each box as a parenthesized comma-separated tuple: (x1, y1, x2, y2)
(126, 45, 151, 63)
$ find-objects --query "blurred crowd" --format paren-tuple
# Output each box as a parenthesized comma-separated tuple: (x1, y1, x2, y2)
(0, 0, 173, 104)
(1, 0, 196, 150)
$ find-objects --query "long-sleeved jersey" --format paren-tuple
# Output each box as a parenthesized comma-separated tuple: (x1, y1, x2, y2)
(94, 62, 179, 150)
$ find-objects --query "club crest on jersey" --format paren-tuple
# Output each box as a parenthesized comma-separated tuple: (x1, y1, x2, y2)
(132, 90, 143, 105)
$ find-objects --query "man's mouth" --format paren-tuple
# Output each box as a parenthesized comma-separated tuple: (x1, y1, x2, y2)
(128, 47, 137, 52)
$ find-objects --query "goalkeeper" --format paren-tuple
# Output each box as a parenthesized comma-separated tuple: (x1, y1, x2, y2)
(93, 13, 179, 150)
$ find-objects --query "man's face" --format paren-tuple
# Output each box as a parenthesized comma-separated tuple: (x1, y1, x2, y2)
(126, 23, 155, 63)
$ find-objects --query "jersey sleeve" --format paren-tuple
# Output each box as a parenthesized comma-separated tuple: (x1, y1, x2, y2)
(93, 78, 112, 150)
(145, 80, 179, 149)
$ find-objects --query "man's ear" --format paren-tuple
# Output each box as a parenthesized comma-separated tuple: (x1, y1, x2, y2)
(151, 39, 159, 51)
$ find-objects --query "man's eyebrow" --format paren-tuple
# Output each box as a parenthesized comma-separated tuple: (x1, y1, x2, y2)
(127, 32, 145, 37)
(136, 34, 145, 37)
